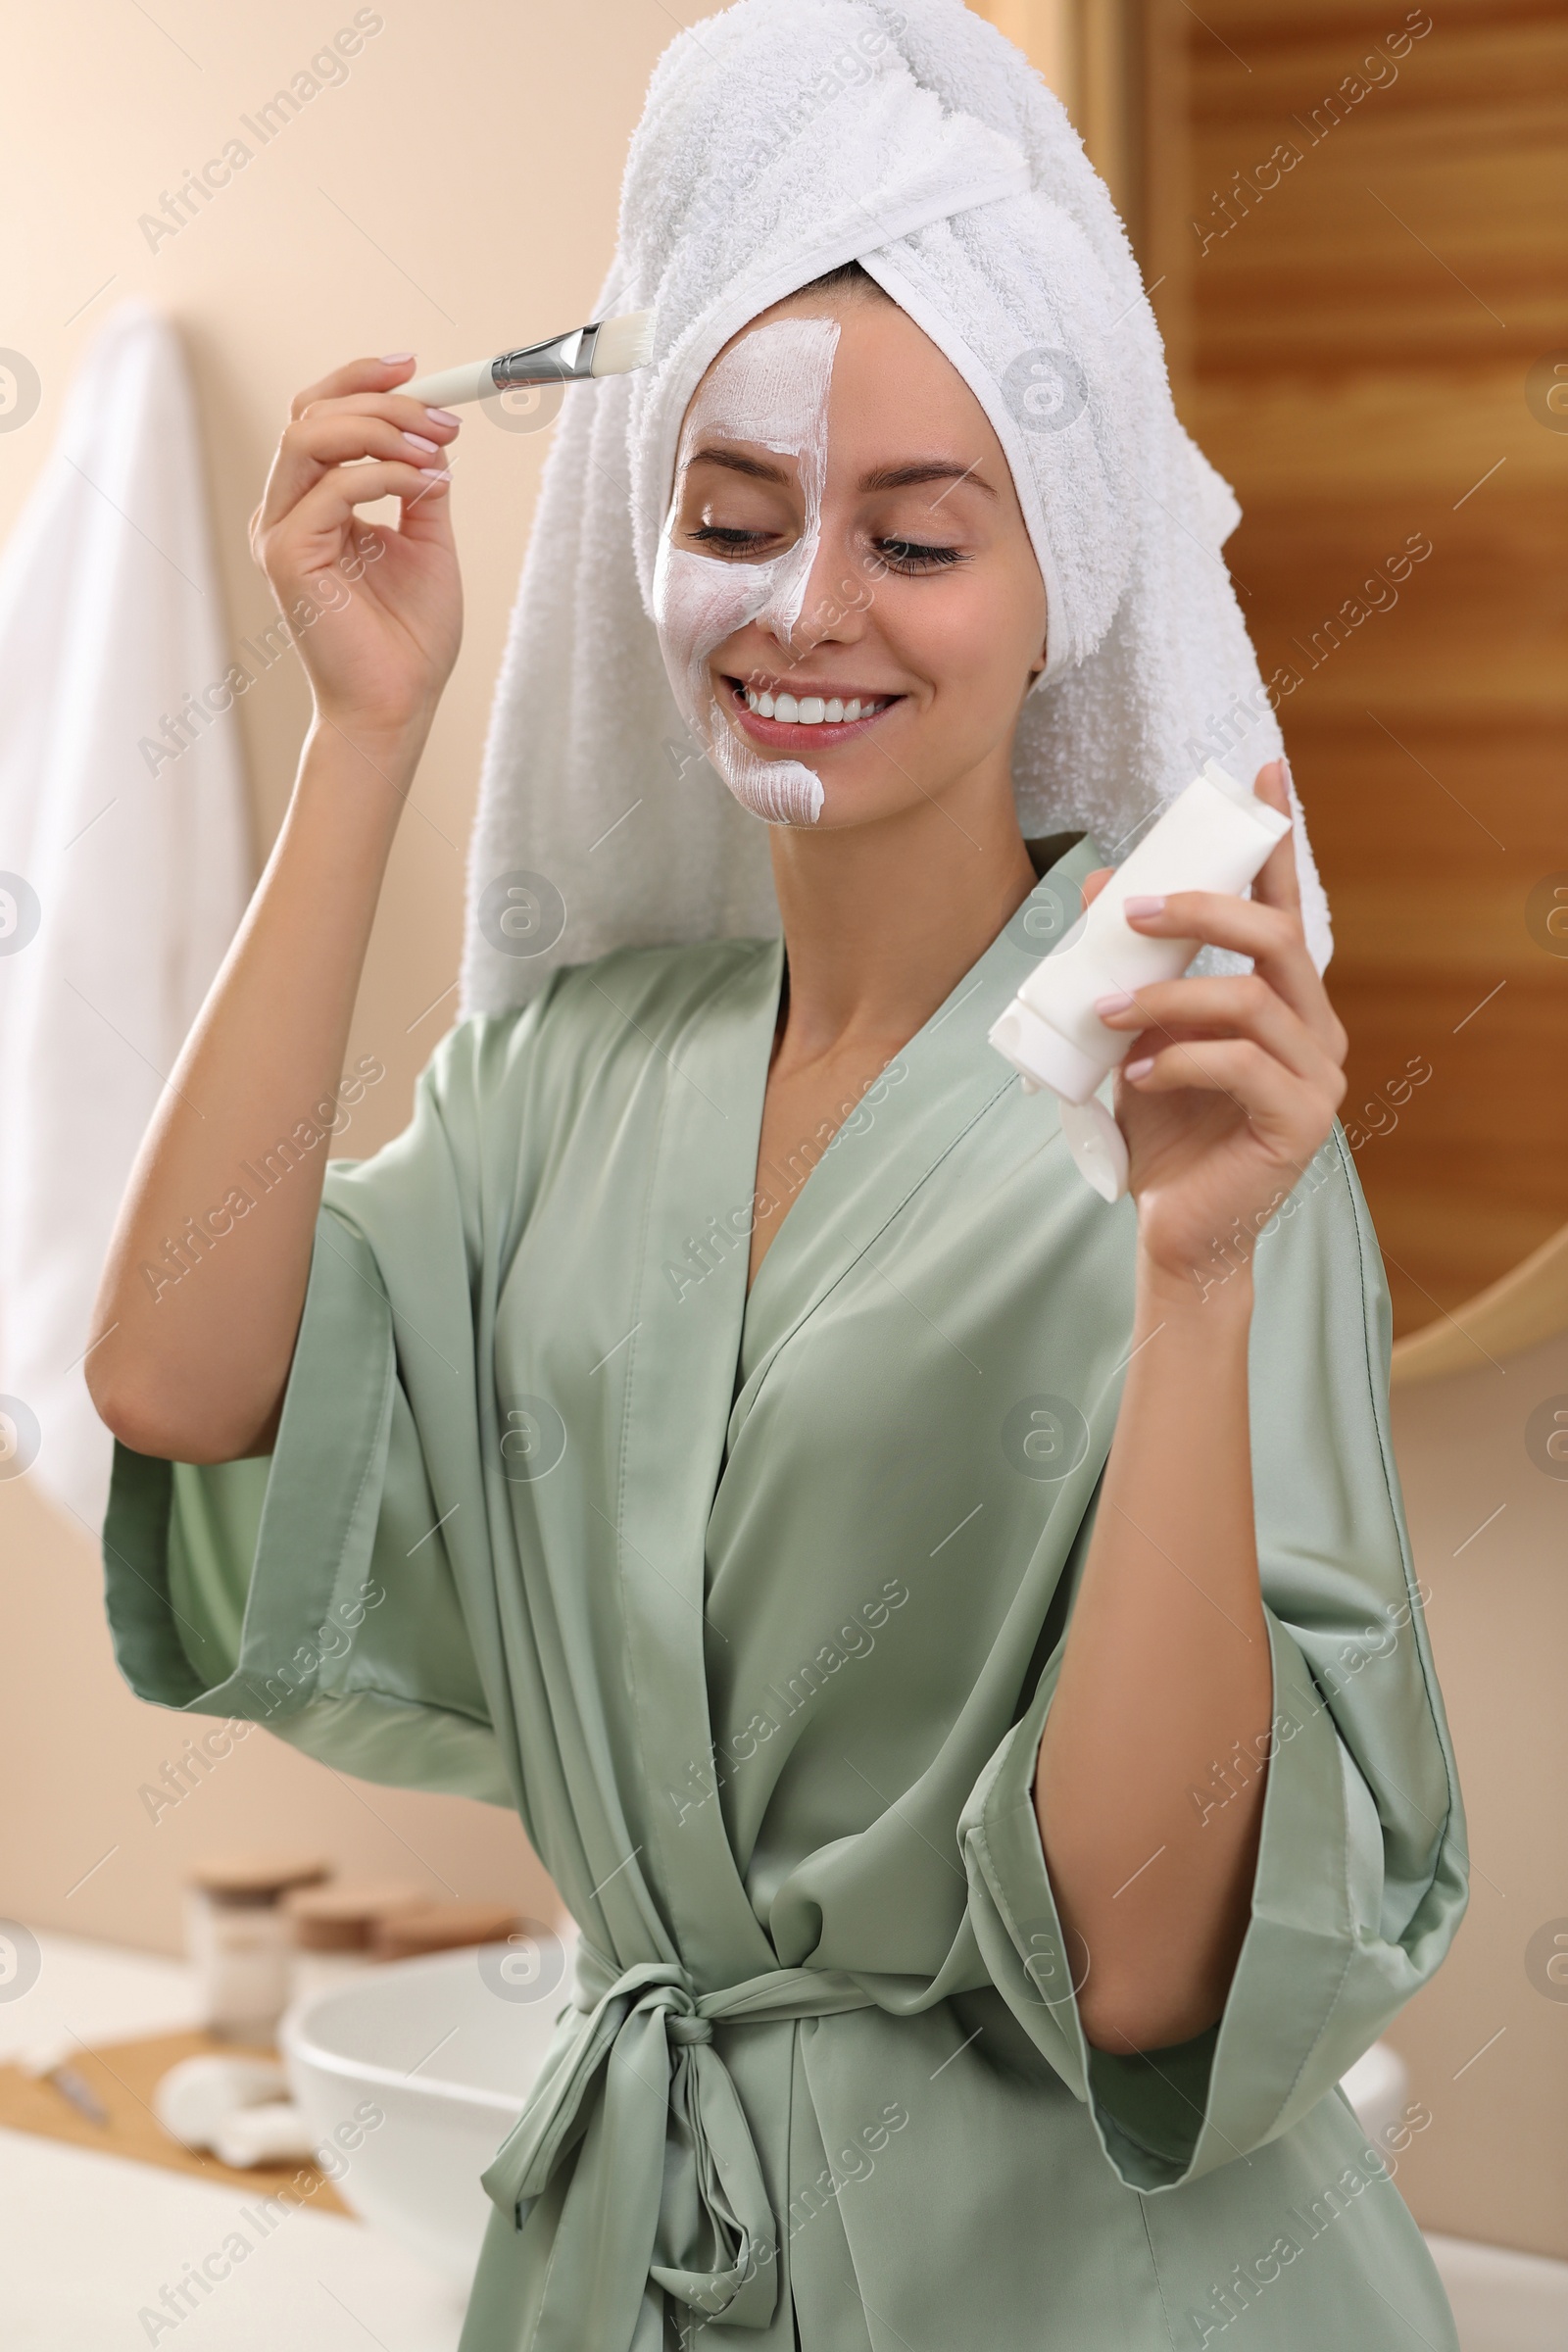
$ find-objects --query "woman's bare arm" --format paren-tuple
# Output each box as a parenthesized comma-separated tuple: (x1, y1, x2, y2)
(1034, 764, 1349, 2053)
(87, 356, 463, 1463)
(1037, 1250, 1269, 2055)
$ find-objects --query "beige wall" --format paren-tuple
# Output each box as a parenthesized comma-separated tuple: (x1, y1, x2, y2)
(0, 0, 716, 1955)
(0, 0, 1560, 2264)
(1385, 1333, 1568, 2259)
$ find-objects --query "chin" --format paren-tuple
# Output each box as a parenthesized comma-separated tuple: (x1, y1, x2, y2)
(771, 768, 928, 833)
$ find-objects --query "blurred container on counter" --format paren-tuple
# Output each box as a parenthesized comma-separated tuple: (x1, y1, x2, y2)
(370, 1903, 524, 1960)
(184, 1852, 330, 2041)
(285, 1880, 429, 2004)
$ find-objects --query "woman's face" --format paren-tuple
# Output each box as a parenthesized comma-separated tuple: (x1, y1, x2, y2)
(653, 289, 1049, 833)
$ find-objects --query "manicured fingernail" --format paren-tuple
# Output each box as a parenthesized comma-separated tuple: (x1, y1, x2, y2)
(403, 430, 440, 453)
(1123, 1055, 1154, 1080)
(1124, 896, 1165, 919)
(424, 407, 461, 427)
(1095, 991, 1135, 1015)
(380, 351, 414, 364)
(1279, 754, 1294, 791)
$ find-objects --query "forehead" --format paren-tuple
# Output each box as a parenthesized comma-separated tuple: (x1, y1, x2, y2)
(679, 312, 839, 453)
(679, 297, 1005, 467)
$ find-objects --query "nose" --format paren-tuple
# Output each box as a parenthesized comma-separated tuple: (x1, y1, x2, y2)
(757, 502, 871, 664)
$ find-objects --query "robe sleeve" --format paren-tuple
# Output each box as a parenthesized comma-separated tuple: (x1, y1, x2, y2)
(100, 1004, 553, 1811)
(956, 1125, 1468, 2192)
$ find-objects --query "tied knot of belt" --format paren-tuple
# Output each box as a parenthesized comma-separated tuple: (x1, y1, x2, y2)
(479, 1947, 875, 2344)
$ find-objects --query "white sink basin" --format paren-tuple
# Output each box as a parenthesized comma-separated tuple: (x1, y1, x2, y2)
(281, 1939, 571, 2286)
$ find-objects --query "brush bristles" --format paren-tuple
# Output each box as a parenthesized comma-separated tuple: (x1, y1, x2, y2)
(589, 310, 656, 377)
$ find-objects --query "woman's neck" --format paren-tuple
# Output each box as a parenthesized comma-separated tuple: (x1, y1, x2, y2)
(766, 758, 1037, 1072)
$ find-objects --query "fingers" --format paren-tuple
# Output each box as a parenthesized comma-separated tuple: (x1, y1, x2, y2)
(1125, 890, 1293, 962)
(1119, 1034, 1341, 1161)
(259, 399, 460, 534)
(1120, 884, 1343, 1056)
(1081, 762, 1347, 1192)
(1248, 760, 1301, 922)
(286, 457, 452, 538)
(1082, 760, 1342, 1056)
(257, 461, 453, 591)
(288, 353, 421, 418)
(1095, 972, 1343, 1092)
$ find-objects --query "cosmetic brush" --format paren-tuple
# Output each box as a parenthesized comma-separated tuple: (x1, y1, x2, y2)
(20, 2034, 111, 2127)
(47, 2063, 111, 2127)
(398, 311, 655, 410)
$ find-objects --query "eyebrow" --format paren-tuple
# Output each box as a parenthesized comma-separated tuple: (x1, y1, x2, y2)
(863, 461, 995, 497)
(688, 445, 996, 497)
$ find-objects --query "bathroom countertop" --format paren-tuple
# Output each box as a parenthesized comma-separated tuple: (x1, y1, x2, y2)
(0, 1926, 466, 2347)
(0, 1924, 201, 2062)
(0, 2125, 466, 2350)
(3, 1929, 1563, 2350)
(0, 2023, 352, 2206)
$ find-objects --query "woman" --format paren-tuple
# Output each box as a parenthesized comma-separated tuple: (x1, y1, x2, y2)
(90, 4, 1466, 2347)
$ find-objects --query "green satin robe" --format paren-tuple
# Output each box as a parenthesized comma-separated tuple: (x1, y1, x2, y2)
(104, 835, 1467, 2351)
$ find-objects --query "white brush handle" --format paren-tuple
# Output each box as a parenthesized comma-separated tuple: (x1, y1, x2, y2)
(398, 358, 495, 408)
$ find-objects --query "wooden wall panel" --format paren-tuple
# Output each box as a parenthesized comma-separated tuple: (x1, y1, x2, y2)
(1145, 0, 1568, 1336)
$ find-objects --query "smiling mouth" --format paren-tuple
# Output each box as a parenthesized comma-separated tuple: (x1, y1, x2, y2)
(722, 674, 902, 743)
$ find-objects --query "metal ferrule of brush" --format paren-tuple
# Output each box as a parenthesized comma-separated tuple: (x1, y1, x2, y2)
(490, 322, 603, 390)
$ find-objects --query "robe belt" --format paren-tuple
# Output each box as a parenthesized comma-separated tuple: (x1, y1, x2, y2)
(478, 1947, 877, 2344)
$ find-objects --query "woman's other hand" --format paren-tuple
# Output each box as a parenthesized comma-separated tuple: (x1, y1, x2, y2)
(1082, 760, 1348, 1291)
(249, 355, 464, 751)
(1041, 759, 1340, 2049)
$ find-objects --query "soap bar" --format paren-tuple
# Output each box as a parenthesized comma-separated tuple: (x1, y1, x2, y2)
(154, 2052, 289, 2150)
(213, 2099, 318, 2169)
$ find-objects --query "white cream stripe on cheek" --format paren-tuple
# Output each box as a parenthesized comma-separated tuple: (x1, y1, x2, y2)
(651, 315, 839, 828)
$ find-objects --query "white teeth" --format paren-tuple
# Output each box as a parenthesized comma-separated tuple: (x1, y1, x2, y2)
(742, 688, 885, 724)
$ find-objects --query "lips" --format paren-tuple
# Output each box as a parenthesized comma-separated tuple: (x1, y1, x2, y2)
(722, 674, 902, 748)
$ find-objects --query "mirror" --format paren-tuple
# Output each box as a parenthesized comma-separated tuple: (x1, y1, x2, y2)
(1110, 0, 1568, 1372)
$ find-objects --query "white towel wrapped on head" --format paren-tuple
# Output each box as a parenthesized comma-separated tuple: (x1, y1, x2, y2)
(462, 0, 1331, 1016)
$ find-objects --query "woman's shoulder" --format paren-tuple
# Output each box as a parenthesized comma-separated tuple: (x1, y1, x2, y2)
(550, 934, 778, 1036)
(430, 934, 778, 1102)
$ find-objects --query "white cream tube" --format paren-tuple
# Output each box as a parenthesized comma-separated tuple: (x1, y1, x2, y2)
(990, 760, 1292, 1198)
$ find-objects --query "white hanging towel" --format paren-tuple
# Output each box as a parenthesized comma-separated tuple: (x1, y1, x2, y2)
(0, 297, 251, 1531)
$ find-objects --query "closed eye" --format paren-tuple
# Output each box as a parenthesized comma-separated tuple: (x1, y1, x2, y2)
(686, 524, 776, 556)
(684, 525, 966, 574)
(686, 529, 968, 578)
(875, 538, 963, 573)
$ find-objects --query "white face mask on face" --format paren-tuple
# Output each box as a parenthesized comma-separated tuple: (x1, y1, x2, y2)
(652, 314, 840, 828)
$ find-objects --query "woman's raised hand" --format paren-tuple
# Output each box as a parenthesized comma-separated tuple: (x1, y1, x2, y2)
(248, 356, 464, 750)
(90, 360, 466, 1462)
(1082, 760, 1349, 1290)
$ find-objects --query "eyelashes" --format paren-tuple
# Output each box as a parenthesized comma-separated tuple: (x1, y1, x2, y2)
(684, 524, 964, 575)
(686, 525, 772, 555)
(875, 537, 963, 574)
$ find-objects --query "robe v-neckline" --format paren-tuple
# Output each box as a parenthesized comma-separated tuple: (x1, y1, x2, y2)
(603, 833, 1101, 1984)
(739, 832, 1099, 1362)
